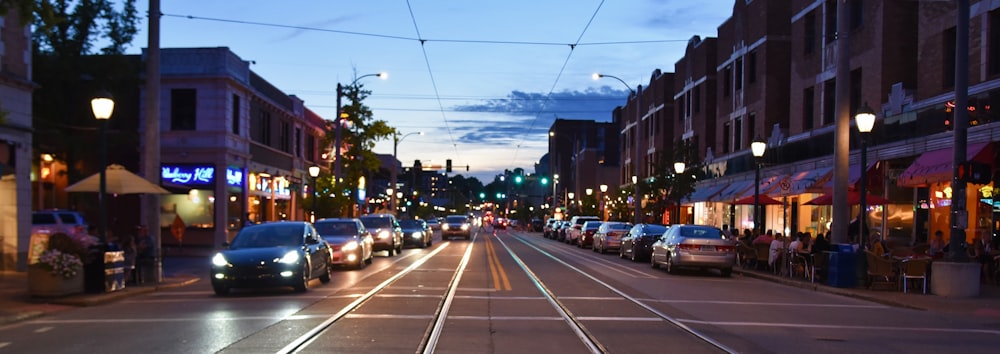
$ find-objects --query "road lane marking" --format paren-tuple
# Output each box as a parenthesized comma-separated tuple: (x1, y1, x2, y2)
(485, 234, 512, 291)
(643, 299, 888, 309)
(33, 327, 52, 333)
(454, 295, 546, 300)
(677, 318, 1000, 335)
(344, 314, 435, 319)
(0, 342, 8, 349)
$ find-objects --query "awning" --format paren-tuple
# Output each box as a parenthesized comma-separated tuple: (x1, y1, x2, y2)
(682, 183, 728, 204)
(710, 180, 754, 202)
(735, 175, 783, 199)
(897, 143, 992, 187)
(821, 162, 877, 190)
(781, 167, 832, 195)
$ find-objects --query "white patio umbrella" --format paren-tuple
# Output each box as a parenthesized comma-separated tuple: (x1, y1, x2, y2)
(65, 164, 170, 194)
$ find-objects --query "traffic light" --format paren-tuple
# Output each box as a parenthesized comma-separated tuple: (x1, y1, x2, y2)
(541, 177, 549, 185)
(479, 192, 486, 199)
(446, 159, 452, 173)
(514, 175, 523, 184)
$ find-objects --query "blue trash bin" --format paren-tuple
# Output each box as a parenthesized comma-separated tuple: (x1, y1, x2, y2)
(826, 244, 857, 288)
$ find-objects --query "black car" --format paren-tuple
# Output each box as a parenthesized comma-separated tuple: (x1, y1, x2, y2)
(399, 219, 432, 248)
(210, 221, 331, 295)
(442, 214, 472, 240)
(619, 223, 668, 262)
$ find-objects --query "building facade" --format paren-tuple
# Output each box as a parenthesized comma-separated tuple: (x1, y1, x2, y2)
(0, 10, 32, 270)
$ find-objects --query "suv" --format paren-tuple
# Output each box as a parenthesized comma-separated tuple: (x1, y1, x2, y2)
(31, 210, 88, 237)
(565, 216, 600, 245)
(358, 214, 403, 256)
(442, 214, 472, 240)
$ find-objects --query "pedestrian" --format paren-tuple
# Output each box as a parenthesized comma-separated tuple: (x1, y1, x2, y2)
(929, 230, 945, 259)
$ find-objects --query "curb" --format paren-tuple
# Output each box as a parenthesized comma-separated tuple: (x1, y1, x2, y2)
(734, 268, 926, 311)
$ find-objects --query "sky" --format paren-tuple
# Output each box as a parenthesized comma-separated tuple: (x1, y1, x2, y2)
(126, 1, 735, 182)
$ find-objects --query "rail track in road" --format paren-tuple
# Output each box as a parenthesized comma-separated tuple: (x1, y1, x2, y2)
(268, 228, 734, 354)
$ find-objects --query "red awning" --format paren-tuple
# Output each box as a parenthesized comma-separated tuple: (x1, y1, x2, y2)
(897, 143, 992, 187)
(732, 194, 783, 205)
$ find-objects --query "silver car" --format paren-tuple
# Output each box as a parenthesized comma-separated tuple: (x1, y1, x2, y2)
(650, 224, 737, 277)
(592, 221, 633, 254)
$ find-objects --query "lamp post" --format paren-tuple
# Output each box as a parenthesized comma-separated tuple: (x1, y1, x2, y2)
(91, 92, 115, 243)
(391, 131, 423, 214)
(594, 73, 641, 224)
(751, 136, 767, 236)
(674, 161, 686, 225)
(308, 165, 320, 222)
(333, 72, 387, 187)
(552, 173, 559, 211)
(855, 103, 876, 249)
(599, 184, 608, 220)
(567, 192, 575, 216)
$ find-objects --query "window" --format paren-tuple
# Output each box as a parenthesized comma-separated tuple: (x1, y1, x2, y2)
(944, 26, 957, 89)
(294, 127, 302, 157)
(823, 80, 836, 126)
(724, 65, 732, 97)
(748, 51, 757, 84)
(734, 117, 744, 151)
(850, 69, 863, 117)
(306, 134, 316, 162)
(693, 85, 701, 114)
(990, 9, 1000, 76)
(850, 0, 863, 30)
(723, 121, 731, 154)
(804, 86, 815, 130)
(257, 111, 272, 145)
(231, 94, 240, 135)
(735, 57, 744, 91)
(279, 120, 291, 153)
(748, 112, 757, 140)
(170, 89, 196, 131)
(804, 12, 816, 55)
(825, 0, 838, 44)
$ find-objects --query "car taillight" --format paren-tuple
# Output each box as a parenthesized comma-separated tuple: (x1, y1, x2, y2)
(716, 245, 735, 253)
(677, 244, 699, 251)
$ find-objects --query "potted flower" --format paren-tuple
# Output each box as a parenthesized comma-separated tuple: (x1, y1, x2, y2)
(28, 232, 94, 297)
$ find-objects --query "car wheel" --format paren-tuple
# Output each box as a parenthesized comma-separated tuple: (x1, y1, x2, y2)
(599, 243, 606, 254)
(319, 264, 332, 284)
(212, 283, 230, 296)
(630, 247, 637, 262)
(365, 249, 374, 264)
(396, 240, 403, 254)
(650, 254, 660, 269)
(427, 238, 433, 247)
(665, 254, 677, 275)
(293, 264, 309, 292)
(720, 267, 733, 278)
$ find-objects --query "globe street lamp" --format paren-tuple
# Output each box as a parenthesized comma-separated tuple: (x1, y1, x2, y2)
(751, 136, 767, 236)
(674, 161, 686, 224)
(599, 184, 608, 220)
(391, 131, 423, 214)
(855, 102, 876, 248)
(333, 72, 387, 186)
(308, 165, 320, 222)
(92, 92, 114, 244)
(594, 72, 642, 224)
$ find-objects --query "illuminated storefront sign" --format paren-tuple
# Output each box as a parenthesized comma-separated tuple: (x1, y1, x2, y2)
(248, 171, 292, 199)
(226, 167, 244, 187)
(161, 164, 244, 188)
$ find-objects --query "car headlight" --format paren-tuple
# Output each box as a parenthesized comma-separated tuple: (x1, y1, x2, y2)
(212, 253, 229, 267)
(342, 241, 359, 251)
(460, 224, 469, 231)
(442, 224, 450, 230)
(277, 250, 300, 264)
(411, 232, 423, 239)
(377, 230, 390, 239)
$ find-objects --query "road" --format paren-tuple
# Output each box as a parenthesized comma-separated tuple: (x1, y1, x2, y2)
(0, 227, 997, 353)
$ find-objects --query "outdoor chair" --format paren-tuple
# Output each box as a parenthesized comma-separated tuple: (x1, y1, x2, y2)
(901, 258, 930, 294)
(865, 250, 898, 290)
(788, 251, 811, 279)
(737, 242, 756, 268)
(911, 244, 930, 256)
(753, 243, 771, 271)
(809, 252, 828, 283)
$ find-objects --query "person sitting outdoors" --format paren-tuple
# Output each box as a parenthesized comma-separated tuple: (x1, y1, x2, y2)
(768, 233, 785, 271)
(870, 232, 889, 257)
(811, 232, 830, 255)
(972, 233, 995, 283)
(753, 229, 774, 245)
(928, 230, 946, 259)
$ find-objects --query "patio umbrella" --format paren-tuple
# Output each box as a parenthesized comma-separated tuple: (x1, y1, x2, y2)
(65, 164, 170, 194)
(732, 194, 783, 205)
(803, 190, 890, 206)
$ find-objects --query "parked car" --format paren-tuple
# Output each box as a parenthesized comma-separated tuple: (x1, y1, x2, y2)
(313, 218, 374, 269)
(359, 214, 404, 256)
(619, 224, 668, 262)
(650, 224, 737, 277)
(555, 221, 572, 242)
(31, 209, 88, 238)
(592, 221, 633, 254)
(530, 218, 544, 232)
(425, 218, 441, 231)
(210, 221, 332, 295)
(399, 219, 432, 248)
(577, 221, 603, 248)
(442, 214, 473, 240)
(566, 216, 600, 245)
(543, 218, 558, 238)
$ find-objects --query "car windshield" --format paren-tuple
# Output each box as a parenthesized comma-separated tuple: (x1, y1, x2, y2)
(678, 226, 723, 239)
(399, 220, 421, 229)
(446, 216, 467, 223)
(360, 217, 391, 229)
(642, 225, 668, 236)
(585, 222, 603, 230)
(230, 224, 303, 248)
(607, 223, 631, 230)
(314, 221, 357, 236)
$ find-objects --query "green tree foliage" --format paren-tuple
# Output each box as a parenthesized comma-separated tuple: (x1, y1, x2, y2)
(646, 139, 701, 223)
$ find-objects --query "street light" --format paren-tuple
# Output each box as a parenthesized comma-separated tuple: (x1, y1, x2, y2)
(855, 102, 876, 248)
(391, 131, 423, 214)
(751, 136, 767, 236)
(674, 161, 686, 225)
(91, 91, 114, 244)
(333, 72, 387, 188)
(594, 72, 642, 224)
(308, 165, 320, 222)
(599, 184, 608, 220)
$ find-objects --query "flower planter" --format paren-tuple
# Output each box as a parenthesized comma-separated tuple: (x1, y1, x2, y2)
(28, 265, 84, 297)
(930, 261, 981, 298)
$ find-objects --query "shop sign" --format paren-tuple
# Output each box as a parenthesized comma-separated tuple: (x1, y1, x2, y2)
(162, 164, 214, 186)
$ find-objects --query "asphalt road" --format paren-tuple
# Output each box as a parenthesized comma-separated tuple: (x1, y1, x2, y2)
(0, 227, 997, 353)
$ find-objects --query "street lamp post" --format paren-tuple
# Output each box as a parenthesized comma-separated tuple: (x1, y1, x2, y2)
(91, 92, 115, 244)
(333, 72, 387, 188)
(855, 103, 876, 249)
(599, 184, 608, 220)
(751, 136, 767, 236)
(391, 131, 423, 214)
(308, 165, 320, 222)
(594, 73, 641, 224)
(674, 161, 686, 225)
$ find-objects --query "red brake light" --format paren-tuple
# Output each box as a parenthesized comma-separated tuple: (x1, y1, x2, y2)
(677, 244, 699, 251)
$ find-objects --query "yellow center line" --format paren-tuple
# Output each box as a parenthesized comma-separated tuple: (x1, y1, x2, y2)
(485, 234, 512, 291)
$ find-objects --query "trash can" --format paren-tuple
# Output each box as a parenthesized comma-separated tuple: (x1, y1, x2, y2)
(826, 244, 857, 288)
(104, 251, 125, 292)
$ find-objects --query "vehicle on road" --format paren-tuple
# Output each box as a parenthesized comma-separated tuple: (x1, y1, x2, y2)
(31, 209, 88, 238)
(577, 221, 603, 248)
(619, 223, 668, 262)
(565, 216, 600, 245)
(555, 221, 571, 242)
(592, 221, 632, 254)
(210, 221, 332, 295)
(399, 219, 432, 248)
(650, 224, 737, 277)
(442, 214, 473, 240)
(359, 214, 404, 256)
(543, 218, 558, 238)
(425, 218, 441, 231)
(313, 218, 374, 269)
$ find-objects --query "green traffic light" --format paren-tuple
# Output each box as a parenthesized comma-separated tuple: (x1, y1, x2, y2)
(479, 192, 486, 199)
(515, 175, 523, 184)
(541, 177, 549, 185)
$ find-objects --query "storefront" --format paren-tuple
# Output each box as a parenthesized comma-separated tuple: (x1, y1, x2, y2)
(159, 164, 245, 247)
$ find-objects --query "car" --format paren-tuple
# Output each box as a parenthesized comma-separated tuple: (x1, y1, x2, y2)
(619, 224, 668, 262)
(592, 221, 633, 254)
(530, 218, 544, 232)
(31, 209, 89, 238)
(313, 218, 374, 269)
(493, 217, 508, 230)
(565, 216, 600, 245)
(399, 219, 432, 248)
(577, 221, 603, 248)
(442, 214, 473, 240)
(543, 218, 558, 238)
(359, 214, 404, 256)
(555, 221, 572, 242)
(210, 221, 332, 295)
(425, 218, 441, 231)
(650, 224, 737, 277)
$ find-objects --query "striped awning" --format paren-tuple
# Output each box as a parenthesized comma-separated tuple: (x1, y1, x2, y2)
(682, 183, 729, 204)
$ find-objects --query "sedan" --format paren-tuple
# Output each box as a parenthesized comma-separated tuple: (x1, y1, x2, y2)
(619, 224, 668, 262)
(592, 221, 633, 254)
(442, 214, 472, 240)
(313, 218, 374, 269)
(650, 224, 737, 277)
(399, 219, 432, 248)
(210, 221, 331, 295)
(425, 218, 441, 231)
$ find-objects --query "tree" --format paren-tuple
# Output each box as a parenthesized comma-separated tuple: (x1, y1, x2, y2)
(646, 139, 700, 224)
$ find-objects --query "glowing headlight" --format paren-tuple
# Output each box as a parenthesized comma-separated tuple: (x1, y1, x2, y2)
(411, 232, 423, 239)
(442, 224, 450, 230)
(377, 230, 390, 239)
(212, 253, 229, 267)
(460, 224, 470, 231)
(342, 241, 359, 251)
(277, 250, 300, 264)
